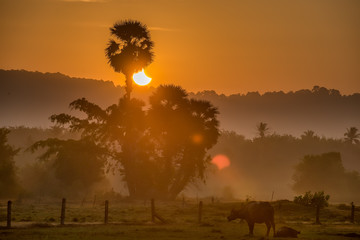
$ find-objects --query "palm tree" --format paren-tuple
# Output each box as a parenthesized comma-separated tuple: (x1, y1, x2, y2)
(302, 130, 315, 138)
(301, 130, 320, 141)
(105, 20, 154, 99)
(256, 122, 270, 138)
(344, 127, 360, 144)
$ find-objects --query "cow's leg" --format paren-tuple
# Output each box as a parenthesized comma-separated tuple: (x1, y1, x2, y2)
(271, 219, 276, 237)
(247, 222, 254, 236)
(265, 221, 271, 237)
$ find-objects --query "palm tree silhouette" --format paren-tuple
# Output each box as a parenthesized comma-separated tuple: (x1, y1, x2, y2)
(344, 127, 360, 144)
(256, 122, 270, 138)
(300, 130, 320, 141)
(302, 130, 315, 138)
(105, 20, 154, 99)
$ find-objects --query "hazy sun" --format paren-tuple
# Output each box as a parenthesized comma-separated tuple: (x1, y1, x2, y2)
(133, 69, 152, 86)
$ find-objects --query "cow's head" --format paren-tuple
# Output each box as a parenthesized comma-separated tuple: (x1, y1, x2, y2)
(227, 208, 245, 221)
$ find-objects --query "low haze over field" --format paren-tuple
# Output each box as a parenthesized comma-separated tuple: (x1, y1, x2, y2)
(1, 69, 360, 202)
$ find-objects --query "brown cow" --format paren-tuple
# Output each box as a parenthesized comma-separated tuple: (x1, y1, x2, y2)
(228, 201, 275, 237)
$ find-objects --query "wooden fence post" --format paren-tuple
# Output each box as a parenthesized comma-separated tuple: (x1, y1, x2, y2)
(60, 198, 66, 225)
(198, 201, 203, 224)
(351, 202, 355, 223)
(93, 195, 96, 207)
(150, 198, 166, 223)
(104, 200, 109, 224)
(7, 200, 12, 228)
(151, 198, 155, 222)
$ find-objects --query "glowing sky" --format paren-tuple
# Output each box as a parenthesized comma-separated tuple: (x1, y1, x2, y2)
(0, 0, 359, 94)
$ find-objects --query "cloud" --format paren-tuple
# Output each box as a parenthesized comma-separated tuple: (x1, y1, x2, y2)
(61, 0, 108, 2)
(148, 27, 181, 32)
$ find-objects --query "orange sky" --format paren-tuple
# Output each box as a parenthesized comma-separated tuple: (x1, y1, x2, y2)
(0, 0, 359, 95)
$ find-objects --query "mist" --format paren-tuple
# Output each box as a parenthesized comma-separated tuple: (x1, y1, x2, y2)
(1, 69, 360, 203)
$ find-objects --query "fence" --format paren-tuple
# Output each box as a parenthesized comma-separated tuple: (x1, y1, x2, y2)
(1, 197, 211, 228)
(0, 198, 358, 228)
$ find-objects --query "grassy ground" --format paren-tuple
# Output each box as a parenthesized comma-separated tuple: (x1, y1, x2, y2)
(0, 198, 359, 239)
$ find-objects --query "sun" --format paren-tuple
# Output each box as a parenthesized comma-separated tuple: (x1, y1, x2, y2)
(133, 69, 152, 86)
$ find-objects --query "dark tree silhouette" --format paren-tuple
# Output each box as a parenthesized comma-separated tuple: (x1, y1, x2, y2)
(256, 122, 270, 138)
(293, 152, 344, 193)
(49, 85, 219, 200)
(292, 151, 360, 203)
(147, 85, 220, 199)
(30, 138, 109, 194)
(105, 20, 154, 99)
(294, 191, 330, 224)
(344, 127, 360, 144)
(301, 130, 318, 140)
(0, 128, 20, 197)
(50, 97, 150, 198)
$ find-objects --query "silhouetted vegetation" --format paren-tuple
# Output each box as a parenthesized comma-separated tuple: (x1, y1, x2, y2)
(293, 152, 360, 202)
(1, 70, 360, 201)
(0, 128, 20, 198)
(29, 138, 109, 195)
(0, 69, 123, 128)
(105, 20, 154, 99)
(2, 123, 360, 201)
(256, 122, 270, 138)
(1, 69, 359, 140)
(294, 191, 330, 224)
(190, 86, 360, 138)
(344, 127, 360, 144)
(207, 130, 360, 202)
(44, 85, 219, 200)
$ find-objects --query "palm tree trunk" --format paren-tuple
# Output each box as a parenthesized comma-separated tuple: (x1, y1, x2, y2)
(125, 73, 133, 100)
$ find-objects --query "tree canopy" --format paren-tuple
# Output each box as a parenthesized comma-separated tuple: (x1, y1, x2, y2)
(294, 191, 330, 224)
(344, 127, 360, 144)
(0, 128, 20, 198)
(105, 20, 154, 99)
(47, 85, 219, 200)
(292, 152, 360, 202)
(256, 122, 270, 138)
(30, 138, 109, 194)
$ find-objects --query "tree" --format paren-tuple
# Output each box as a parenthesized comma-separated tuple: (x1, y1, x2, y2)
(49, 85, 220, 200)
(294, 191, 330, 224)
(344, 127, 360, 144)
(293, 152, 345, 194)
(105, 20, 154, 99)
(300, 130, 319, 141)
(292, 152, 360, 202)
(256, 122, 270, 138)
(0, 128, 20, 198)
(147, 85, 220, 199)
(30, 138, 109, 195)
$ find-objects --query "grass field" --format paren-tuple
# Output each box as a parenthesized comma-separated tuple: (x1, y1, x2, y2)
(0, 198, 359, 239)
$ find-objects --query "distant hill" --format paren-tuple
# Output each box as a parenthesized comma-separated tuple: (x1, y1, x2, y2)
(0, 69, 124, 127)
(1, 69, 359, 138)
(189, 89, 360, 138)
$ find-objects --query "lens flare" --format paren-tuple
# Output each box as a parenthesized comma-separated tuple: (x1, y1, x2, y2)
(191, 133, 203, 144)
(211, 154, 230, 170)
